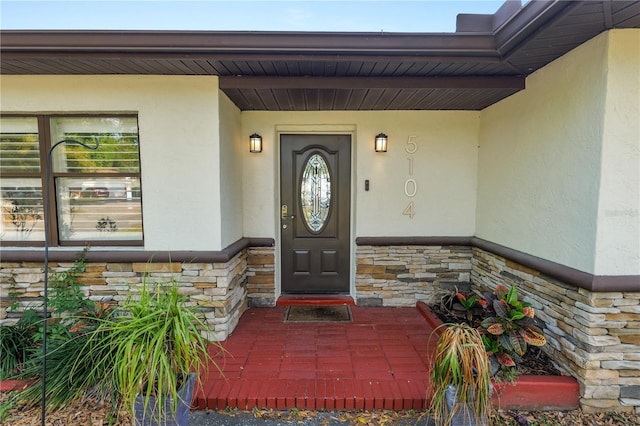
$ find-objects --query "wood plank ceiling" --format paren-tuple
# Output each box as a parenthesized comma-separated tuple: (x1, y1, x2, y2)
(1, 0, 638, 111)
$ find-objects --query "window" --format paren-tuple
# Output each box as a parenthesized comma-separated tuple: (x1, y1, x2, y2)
(1, 115, 143, 245)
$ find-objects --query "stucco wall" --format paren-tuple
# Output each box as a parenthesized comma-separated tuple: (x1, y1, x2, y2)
(241, 111, 479, 240)
(0, 75, 224, 251)
(477, 32, 610, 274)
(595, 29, 640, 276)
(218, 91, 244, 247)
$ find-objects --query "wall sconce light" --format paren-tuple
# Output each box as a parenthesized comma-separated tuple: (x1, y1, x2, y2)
(249, 133, 262, 153)
(374, 133, 388, 152)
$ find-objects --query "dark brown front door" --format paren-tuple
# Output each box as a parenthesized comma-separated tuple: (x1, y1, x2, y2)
(280, 134, 351, 294)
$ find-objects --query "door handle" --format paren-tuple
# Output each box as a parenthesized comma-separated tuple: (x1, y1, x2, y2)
(281, 205, 295, 220)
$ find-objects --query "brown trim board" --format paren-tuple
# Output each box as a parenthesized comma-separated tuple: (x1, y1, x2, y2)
(0, 238, 274, 264)
(355, 236, 473, 246)
(355, 236, 640, 293)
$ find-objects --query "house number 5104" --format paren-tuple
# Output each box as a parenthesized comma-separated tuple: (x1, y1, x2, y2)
(403, 136, 417, 219)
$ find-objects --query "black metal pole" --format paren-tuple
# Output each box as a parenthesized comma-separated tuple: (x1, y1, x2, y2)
(42, 138, 98, 426)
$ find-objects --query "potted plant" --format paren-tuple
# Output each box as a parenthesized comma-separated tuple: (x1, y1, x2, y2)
(430, 323, 492, 426)
(82, 276, 222, 425)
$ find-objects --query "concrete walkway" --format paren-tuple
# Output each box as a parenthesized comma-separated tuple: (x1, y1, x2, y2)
(189, 410, 434, 425)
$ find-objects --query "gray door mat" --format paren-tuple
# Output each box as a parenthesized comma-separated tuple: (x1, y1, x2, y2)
(284, 305, 352, 323)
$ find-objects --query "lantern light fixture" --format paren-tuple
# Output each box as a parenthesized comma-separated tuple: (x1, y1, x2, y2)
(374, 133, 388, 152)
(249, 133, 262, 153)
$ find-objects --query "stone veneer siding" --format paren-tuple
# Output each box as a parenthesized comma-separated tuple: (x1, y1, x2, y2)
(355, 245, 473, 307)
(3, 241, 638, 413)
(246, 246, 276, 307)
(0, 249, 250, 341)
(472, 247, 640, 414)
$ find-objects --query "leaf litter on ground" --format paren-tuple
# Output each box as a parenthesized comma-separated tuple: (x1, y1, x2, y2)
(2, 393, 640, 425)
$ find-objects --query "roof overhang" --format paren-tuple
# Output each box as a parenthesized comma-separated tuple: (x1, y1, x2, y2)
(1, 0, 638, 111)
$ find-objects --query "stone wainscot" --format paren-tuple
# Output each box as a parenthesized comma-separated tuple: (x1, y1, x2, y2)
(1, 239, 275, 341)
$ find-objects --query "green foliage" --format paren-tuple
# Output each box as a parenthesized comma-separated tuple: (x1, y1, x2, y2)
(109, 279, 216, 420)
(0, 310, 39, 379)
(11, 326, 116, 410)
(430, 323, 492, 426)
(474, 285, 547, 374)
(0, 132, 40, 171)
(48, 248, 94, 316)
(0, 248, 120, 419)
(32, 321, 70, 343)
(445, 284, 548, 378)
(453, 290, 479, 322)
(65, 132, 139, 173)
(1, 299, 118, 419)
(78, 274, 221, 422)
(27, 249, 97, 343)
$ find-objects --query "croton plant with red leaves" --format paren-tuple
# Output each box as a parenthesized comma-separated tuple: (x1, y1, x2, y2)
(454, 284, 547, 375)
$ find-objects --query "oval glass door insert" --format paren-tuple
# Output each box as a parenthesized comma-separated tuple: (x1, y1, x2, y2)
(300, 153, 331, 232)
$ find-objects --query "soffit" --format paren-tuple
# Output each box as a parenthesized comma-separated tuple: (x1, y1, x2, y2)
(1, 0, 638, 111)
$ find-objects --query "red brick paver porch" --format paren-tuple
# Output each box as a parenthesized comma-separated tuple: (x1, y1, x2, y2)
(194, 306, 436, 411)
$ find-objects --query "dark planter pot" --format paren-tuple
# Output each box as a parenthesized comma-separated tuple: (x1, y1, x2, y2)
(417, 301, 580, 411)
(134, 372, 195, 426)
(445, 384, 490, 426)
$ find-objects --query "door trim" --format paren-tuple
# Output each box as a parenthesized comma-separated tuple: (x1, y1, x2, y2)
(274, 125, 357, 299)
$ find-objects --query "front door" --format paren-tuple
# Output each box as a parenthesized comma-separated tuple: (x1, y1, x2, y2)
(280, 134, 351, 294)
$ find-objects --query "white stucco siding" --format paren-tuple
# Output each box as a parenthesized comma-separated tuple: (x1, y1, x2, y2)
(241, 111, 479, 239)
(595, 29, 640, 276)
(240, 115, 278, 239)
(218, 91, 244, 247)
(356, 112, 479, 237)
(0, 75, 223, 251)
(477, 33, 610, 274)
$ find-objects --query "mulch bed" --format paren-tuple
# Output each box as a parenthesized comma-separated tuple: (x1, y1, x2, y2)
(0, 393, 131, 425)
(429, 304, 562, 377)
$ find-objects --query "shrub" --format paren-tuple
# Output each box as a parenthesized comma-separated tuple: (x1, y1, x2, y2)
(476, 285, 547, 373)
(446, 284, 548, 376)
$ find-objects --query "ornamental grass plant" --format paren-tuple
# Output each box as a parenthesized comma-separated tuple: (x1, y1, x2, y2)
(430, 323, 492, 426)
(83, 277, 221, 423)
(120, 280, 217, 420)
(0, 310, 39, 380)
(9, 326, 116, 410)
